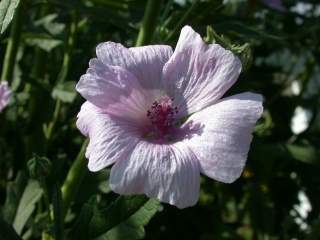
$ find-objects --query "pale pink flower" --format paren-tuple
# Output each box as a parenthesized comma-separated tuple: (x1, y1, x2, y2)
(76, 26, 263, 208)
(0, 81, 11, 112)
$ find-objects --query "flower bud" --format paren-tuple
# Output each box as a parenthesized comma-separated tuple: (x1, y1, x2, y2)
(27, 155, 52, 180)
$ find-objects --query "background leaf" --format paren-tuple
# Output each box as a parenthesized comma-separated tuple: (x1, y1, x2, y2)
(96, 199, 161, 240)
(52, 81, 77, 103)
(0, 0, 20, 34)
(89, 195, 150, 238)
(12, 180, 43, 234)
(0, 172, 28, 224)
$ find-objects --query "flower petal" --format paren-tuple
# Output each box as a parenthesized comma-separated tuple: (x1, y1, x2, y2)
(97, 42, 172, 90)
(96, 42, 136, 69)
(77, 44, 173, 120)
(76, 59, 151, 122)
(77, 101, 140, 172)
(76, 59, 137, 107)
(0, 81, 11, 112)
(163, 26, 242, 115)
(129, 45, 173, 90)
(184, 92, 263, 183)
(109, 141, 200, 208)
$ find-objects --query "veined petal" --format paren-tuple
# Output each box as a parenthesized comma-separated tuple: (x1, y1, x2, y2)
(76, 59, 137, 108)
(184, 92, 263, 183)
(109, 141, 200, 209)
(77, 101, 140, 172)
(76, 59, 151, 122)
(97, 42, 172, 90)
(96, 42, 136, 70)
(129, 45, 173, 90)
(77, 45, 173, 120)
(163, 26, 242, 115)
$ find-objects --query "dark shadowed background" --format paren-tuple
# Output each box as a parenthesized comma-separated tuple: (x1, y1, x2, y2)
(0, 0, 320, 239)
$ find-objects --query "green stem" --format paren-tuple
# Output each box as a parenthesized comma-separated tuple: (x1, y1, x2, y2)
(165, 0, 199, 42)
(57, 11, 77, 83)
(159, 0, 173, 25)
(45, 12, 77, 142)
(44, 100, 61, 141)
(31, 5, 49, 79)
(61, 140, 88, 218)
(1, 1, 24, 82)
(135, 0, 163, 46)
(39, 178, 52, 223)
(52, 183, 63, 240)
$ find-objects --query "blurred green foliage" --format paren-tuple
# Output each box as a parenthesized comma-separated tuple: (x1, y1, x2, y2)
(1, 0, 320, 239)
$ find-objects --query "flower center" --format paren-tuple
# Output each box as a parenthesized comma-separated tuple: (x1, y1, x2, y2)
(146, 96, 178, 139)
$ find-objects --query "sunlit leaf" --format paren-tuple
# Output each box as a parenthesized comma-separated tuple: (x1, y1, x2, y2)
(34, 14, 65, 36)
(23, 33, 62, 52)
(0, 0, 20, 34)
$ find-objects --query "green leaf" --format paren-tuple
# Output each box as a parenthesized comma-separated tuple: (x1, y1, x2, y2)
(0, 217, 22, 240)
(96, 199, 161, 240)
(13, 180, 43, 234)
(1, 172, 28, 224)
(52, 81, 77, 103)
(285, 144, 320, 165)
(75, 170, 111, 204)
(23, 33, 62, 52)
(69, 196, 160, 240)
(0, 0, 20, 34)
(67, 201, 95, 240)
(34, 14, 65, 36)
(89, 195, 150, 238)
(216, 21, 284, 42)
(205, 26, 253, 71)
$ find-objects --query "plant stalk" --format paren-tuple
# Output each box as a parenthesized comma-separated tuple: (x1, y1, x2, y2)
(135, 0, 163, 46)
(61, 140, 88, 219)
(1, 1, 24, 82)
(165, 0, 199, 42)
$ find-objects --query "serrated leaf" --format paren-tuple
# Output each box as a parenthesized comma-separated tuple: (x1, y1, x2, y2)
(13, 180, 43, 234)
(96, 199, 161, 240)
(0, 0, 20, 34)
(52, 81, 77, 103)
